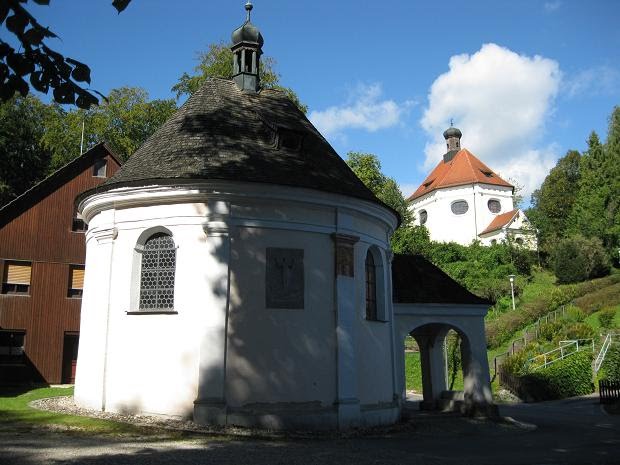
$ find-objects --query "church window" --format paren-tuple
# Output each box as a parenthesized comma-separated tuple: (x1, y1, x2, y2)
(365, 250, 378, 321)
(451, 200, 469, 215)
(419, 210, 428, 225)
(138, 233, 176, 311)
(487, 199, 501, 214)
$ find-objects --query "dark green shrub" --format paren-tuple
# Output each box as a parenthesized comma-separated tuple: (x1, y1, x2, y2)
(553, 236, 611, 284)
(565, 305, 586, 323)
(563, 322, 596, 341)
(600, 344, 620, 382)
(598, 308, 616, 329)
(521, 351, 594, 400)
(538, 320, 564, 342)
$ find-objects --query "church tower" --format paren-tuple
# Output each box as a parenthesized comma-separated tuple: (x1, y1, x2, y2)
(231, 1, 264, 92)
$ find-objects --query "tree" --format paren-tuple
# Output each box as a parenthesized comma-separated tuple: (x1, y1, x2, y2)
(567, 132, 608, 240)
(528, 150, 581, 252)
(42, 87, 176, 168)
(172, 43, 307, 113)
(0, 95, 52, 206)
(1, 0, 132, 108)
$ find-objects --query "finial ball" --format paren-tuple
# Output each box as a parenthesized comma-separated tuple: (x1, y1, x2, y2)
(245, 1, 253, 12)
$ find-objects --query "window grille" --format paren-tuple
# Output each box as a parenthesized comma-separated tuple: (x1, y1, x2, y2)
(365, 250, 377, 321)
(451, 200, 469, 215)
(139, 234, 176, 311)
(487, 199, 501, 214)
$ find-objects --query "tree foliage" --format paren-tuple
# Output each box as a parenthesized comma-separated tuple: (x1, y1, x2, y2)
(553, 235, 610, 284)
(42, 87, 176, 167)
(528, 150, 581, 251)
(0, 95, 51, 206)
(528, 106, 620, 269)
(0, 0, 132, 108)
(172, 43, 307, 113)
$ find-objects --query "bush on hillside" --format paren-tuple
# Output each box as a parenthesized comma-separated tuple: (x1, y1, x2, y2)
(565, 305, 586, 323)
(538, 320, 564, 342)
(561, 322, 596, 342)
(553, 235, 611, 284)
(598, 308, 616, 329)
(600, 344, 620, 382)
(521, 350, 594, 401)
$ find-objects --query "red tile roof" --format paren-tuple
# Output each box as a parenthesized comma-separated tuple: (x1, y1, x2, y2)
(480, 209, 519, 235)
(408, 149, 513, 201)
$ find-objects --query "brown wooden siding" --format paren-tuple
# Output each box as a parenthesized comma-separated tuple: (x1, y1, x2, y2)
(0, 150, 120, 383)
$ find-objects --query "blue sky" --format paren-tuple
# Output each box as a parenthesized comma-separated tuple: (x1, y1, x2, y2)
(21, 0, 620, 203)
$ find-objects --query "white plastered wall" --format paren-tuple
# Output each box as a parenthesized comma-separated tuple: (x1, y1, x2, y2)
(409, 184, 514, 245)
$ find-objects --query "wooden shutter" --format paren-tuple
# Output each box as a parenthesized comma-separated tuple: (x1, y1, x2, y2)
(70, 267, 85, 290)
(5, 263, 32, 285)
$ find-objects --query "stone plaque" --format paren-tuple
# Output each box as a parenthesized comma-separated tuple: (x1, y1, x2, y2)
(266, 248, 304, 309)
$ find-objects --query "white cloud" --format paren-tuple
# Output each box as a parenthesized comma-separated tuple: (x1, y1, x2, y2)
(420, 43, 562, 201)
(544, 1, 561, 12)
(564, 66, 620, 97)
(309, 83, 414, 138)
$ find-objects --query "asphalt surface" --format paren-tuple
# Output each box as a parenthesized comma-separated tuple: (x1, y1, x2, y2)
(0, 396, 618, 465)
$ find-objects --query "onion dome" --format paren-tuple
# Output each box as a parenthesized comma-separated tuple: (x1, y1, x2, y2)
(231, 2, 264, 46)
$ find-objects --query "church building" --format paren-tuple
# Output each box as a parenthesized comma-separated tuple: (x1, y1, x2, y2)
(408, 127, 536, 248)
(74, 3, 495, 430)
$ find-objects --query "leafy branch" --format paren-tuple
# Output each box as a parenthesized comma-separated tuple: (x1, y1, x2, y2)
(0, 0, 132, 108)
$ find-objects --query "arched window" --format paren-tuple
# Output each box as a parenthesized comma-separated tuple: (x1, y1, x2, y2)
(365, 250, 377, 321)
(487, 199, 501, 213)
(139, 233, 176, 311)
(451, 200, 469, 215)
(419, 209, 428, 225)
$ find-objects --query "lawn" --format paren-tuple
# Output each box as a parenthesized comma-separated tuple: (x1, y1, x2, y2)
(0, 386, 149, 434)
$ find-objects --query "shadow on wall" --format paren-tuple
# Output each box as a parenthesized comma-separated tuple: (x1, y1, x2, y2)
(191, 200, 335, 417)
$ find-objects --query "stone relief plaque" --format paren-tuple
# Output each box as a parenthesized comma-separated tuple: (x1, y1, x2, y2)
(266, 248, 304, 309)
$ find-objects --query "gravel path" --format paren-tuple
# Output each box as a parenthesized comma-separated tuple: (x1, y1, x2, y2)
(1, 395, 616, 464)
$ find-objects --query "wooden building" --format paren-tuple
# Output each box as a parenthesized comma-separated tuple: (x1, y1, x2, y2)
(0, 143, 120, 384)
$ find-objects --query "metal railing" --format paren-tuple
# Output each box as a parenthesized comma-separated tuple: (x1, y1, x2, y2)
(527, 339, 593, 371)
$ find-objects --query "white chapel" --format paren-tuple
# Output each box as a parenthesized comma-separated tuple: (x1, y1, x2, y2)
(74, 3, 495, 430)
(408, 127, 536, 248)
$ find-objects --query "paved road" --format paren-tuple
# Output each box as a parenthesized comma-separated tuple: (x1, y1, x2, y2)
(0, 396, 618, 465)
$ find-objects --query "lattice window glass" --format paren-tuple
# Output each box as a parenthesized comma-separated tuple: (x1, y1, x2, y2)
(451, 200, 469, 215)
(487, 199, 501, 214)
(365, 250, 377, 321)
(139, 233, 176, 311)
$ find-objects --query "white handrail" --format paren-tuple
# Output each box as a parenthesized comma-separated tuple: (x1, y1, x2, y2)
(528, 339, 593, 370)
(594, 333, 613, 373)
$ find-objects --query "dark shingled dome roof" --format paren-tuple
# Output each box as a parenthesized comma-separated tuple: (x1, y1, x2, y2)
(392, 254, 490, 305)
(85, 78, 392, 214)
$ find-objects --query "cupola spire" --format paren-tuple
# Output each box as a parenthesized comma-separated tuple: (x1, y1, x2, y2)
(231, 1, 264, 92)
(442, 124, 462, 162)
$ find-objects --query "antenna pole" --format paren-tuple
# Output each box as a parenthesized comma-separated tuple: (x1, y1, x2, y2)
(80, 119, 85, 155)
